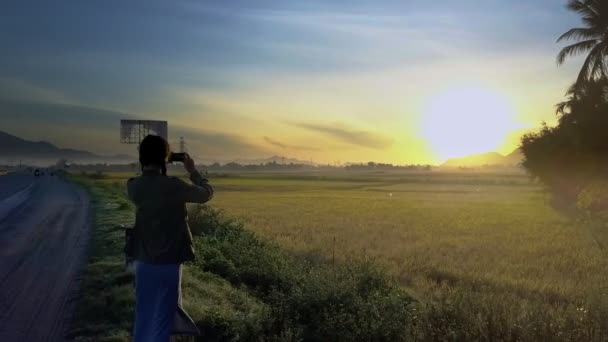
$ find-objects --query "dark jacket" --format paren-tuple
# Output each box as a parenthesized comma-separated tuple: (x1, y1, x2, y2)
(127, 169, 213, 264)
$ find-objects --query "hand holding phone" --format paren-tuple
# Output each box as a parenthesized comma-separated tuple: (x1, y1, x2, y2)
(183, 154, 196, 174)
(169, 152, 196, 173)
(168, 152, 186, 163)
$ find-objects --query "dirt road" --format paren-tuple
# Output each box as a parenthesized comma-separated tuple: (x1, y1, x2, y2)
(0, 173, 91, 341)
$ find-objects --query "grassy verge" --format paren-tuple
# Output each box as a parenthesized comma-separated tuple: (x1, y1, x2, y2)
(67, 175, 134, 341)
(188, 205, 415, 341)
(67, 176, 270, 341)
(69, 172, 608, 341)
(67, 175, 415, 341)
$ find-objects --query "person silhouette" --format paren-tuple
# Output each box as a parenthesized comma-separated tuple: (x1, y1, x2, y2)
(127, 135, 213, 341)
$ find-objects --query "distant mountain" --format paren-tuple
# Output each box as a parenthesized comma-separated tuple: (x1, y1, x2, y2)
(503, 149, 524, 165)
(0, 130, 133, 165)
(224, 155, 313, 166)
(441, 149, 523, 168)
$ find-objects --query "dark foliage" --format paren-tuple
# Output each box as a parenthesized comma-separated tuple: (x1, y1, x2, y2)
(521, 79, 608, 207)
(523, 1, 608, 210)
(557, 0, 608, 88)
(187, 205, 416, 342)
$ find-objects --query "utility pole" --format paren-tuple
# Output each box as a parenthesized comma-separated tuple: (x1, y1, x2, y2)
(179, 137, 186, 153)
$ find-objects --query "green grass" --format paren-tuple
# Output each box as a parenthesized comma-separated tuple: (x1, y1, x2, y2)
(70, 171, 608, 341)
(207, 171, 608, 341)
(68, 173, 414, 341)
(66, 175, 134, 341)
(67, 176, 271, 341)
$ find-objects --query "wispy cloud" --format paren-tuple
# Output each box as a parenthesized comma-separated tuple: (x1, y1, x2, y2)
(292, 122, 393, 149)
(263, 136, 320, 151)
(0, 99, 136, 154)
(0, 99, 270, 160)
(0, 1, 580, 164)
(264, 136, 287, 148)
(0, 78, 75, 104)
(0, 99, 134, 128)
(170, 125, 269, 160)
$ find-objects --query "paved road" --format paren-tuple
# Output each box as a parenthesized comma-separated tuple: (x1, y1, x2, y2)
(0, 173, 91, 341)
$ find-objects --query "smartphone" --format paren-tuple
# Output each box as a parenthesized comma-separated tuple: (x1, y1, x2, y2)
(168, 152, 186, 163)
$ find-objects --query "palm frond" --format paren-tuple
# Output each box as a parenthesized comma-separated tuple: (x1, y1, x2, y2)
(575, 43, 605, 85)
(555, 101, 571, 115)
(576, 56, 594, 86)
(601, 44, 608, 77)
(557, 27, 600, 42)
(584, 0, 606, 18)
(557, 39, 598, 65)
(567, 0, 599, 18)
(588, 44, 607, 79)
(564, 83, 579, 97)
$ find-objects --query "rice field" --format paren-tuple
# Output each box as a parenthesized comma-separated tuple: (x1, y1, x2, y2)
(95, 170, 608, 339)
(208, 171, 608, 338)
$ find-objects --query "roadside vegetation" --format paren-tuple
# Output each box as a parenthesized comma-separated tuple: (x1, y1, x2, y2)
(69, 171, 608, 341)
(67, 175, 136, 341)
(209, 172, 608, 341)
(59, 2, 608, 341)
(521, 0, 608, 217)
(68, 174, 415, 342)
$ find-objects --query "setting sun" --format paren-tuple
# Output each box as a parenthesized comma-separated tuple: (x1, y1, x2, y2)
(421, 87, 518, 162)
(3, 1, 608, 341)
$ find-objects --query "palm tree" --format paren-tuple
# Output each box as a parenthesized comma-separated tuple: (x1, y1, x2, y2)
(555, 78, 608, 116)
(557, 0, 608, 86)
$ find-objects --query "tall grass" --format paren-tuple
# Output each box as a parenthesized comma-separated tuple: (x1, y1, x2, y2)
(68, 177, 271, 341)
(188, 205, 415, 341)
(209, 172, 608, 341)
(67, 176, 135, 341)
(69, 172, 608, 341)
(69, 175, 416, 341)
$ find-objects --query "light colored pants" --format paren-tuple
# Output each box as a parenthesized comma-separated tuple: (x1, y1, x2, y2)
(133, 262, 199, 341)
(133, 262, 180, 342)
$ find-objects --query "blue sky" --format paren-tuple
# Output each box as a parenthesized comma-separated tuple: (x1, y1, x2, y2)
(0, 0, 583, 163)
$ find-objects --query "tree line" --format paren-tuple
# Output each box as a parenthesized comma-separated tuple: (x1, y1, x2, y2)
(521, 0, 608, 214)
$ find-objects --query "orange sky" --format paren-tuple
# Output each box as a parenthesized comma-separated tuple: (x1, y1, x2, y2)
(0, 1, 583, 164)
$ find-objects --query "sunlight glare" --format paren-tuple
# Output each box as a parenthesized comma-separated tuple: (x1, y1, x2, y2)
(421, 87, 517, 162)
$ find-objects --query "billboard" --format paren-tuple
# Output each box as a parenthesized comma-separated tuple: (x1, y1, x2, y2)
(120, 120, 168, 144)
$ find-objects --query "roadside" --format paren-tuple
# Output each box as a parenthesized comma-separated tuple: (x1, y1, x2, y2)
(67, 175, 267, 341)
(67, 174, 415, 341)
(66, 175, 135, 341)
(0, 173, 91, 341)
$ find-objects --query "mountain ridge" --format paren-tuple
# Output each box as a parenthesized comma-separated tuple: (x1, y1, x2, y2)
(1, 130, 524, 168)
(224, 155, 313, 166)
(0, 131, 312, 166)
(0, 130, 133, 164)
(441, 149, 523, 167)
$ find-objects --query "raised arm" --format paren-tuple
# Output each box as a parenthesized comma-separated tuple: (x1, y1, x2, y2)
(179, 169, 214, 203)
(177, 154, 214, 203)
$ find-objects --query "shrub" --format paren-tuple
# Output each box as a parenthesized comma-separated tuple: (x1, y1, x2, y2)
(577, 179, 608, 218)
(87, 171, 108, 179)
(187, 205, 415, 341)
(520, 79, 608, 209)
